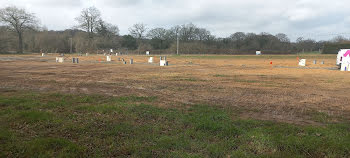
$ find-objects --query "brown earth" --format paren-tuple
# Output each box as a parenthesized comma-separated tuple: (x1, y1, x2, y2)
(0, 54, 349, 125)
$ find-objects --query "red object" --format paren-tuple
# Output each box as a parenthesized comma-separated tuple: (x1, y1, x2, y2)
(270, 62, 273, 65)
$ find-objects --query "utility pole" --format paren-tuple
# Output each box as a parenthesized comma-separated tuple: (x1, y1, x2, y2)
(177, 32, 179, 55)
(69, 38, 73, 54)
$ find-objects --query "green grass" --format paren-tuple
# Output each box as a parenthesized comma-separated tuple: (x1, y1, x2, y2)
(16, 111, 54, 123)
(0, 90, 349, 157)
(310, 111, 332, 124)
(296, 51, 322, 55)
(214, 74, 231, 77)
(172, 76, 204, 82)
(234, 79, 260, 83)
(23, 138, 85, 158)
(232, 75, 269, 84)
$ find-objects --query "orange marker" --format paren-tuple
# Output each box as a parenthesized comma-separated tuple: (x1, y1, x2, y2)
(270, 61, 273, 70)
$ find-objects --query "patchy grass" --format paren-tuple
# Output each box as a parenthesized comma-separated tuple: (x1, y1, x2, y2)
(233, 75, 262, 84)
(16, 111, 54, 123)
(234, 79, 260, 83)
(214, 74, 231, 78)
(23, 138, 85, 158)
(310, 111, 332, 124)
(171, 54, 336, 60)
(0, 90, 349, 157)
(297, 51, 322, 55)
(172, 76, 204, 82)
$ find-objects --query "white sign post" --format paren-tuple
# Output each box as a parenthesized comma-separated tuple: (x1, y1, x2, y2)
(160, 56, 168, 66)
(107, 56, 112, 62)
(148, 57, 153, 63)
(56, 57, 64, 63)
(160, 60, 167, 66)
(299, 59, 306, 67)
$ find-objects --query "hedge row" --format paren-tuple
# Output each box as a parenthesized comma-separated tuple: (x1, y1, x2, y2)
(322, 43, 350, 54)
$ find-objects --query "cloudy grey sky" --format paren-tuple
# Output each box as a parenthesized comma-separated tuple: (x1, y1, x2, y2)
(1, 0, 350, 41)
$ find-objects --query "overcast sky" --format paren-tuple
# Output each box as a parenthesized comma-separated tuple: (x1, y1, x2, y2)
(1, 0, 350, 41)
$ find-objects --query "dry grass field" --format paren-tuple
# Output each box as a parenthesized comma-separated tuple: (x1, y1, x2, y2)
(1, 54, 348, 124)
(0, 53, 349, 157)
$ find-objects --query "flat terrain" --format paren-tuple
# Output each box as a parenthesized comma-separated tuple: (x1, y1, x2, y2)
(0, 54, 349, 157)
(0, 54, 349, 124)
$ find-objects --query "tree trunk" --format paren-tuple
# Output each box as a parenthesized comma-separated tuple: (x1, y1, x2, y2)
(18, 32, 23, 53)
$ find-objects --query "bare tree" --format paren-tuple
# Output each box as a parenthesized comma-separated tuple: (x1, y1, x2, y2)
(129, 23, 147, 39)
(167, 25, 181, 40)
(332, 35, 348, 43)
(96, 20, 119, 38)
(75, 7, 101, 38)
(195, 28, 211, 41)
(0, 26, 10, 52)
(230, 32, 246, 41)
(147, 28, 168, 40)
(147, 28, 173, 49)
(129, 23, 147, 54)
(0, 6, 39, 53)
(178, 23, 197, 41)
(230, 32, 246, 49)
(275, 33, 290, 43)
(296, 37, 317, 52)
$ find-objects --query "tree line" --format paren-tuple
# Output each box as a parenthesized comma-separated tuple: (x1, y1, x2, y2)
(0, 6, 348, 54)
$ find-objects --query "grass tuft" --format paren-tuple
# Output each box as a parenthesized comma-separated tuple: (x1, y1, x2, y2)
(23, 138, 85, 158)
(16, 111, 54, 123)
